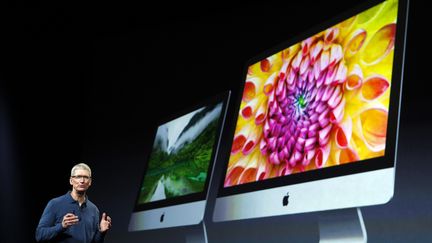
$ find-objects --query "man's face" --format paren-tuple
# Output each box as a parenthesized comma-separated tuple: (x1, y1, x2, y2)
(70, 169, 92, 193)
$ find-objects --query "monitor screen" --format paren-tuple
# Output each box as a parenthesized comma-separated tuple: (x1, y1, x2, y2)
(129, 91, 230, 230)
(214, 0, 407, 222)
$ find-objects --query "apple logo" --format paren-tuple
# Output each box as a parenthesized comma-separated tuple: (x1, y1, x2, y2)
(282, 192, 289, 206)
(160, 212, 165, 222)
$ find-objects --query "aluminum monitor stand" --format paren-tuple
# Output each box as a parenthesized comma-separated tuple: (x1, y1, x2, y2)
(319, 208, 367, 243)
(185, 222, 208, 243)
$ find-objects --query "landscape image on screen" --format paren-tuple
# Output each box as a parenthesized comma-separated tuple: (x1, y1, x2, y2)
(224, 0, 398, 187)
(138, 102, 223, 204)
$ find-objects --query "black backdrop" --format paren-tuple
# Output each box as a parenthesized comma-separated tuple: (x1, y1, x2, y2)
(1, 1, 432, 242)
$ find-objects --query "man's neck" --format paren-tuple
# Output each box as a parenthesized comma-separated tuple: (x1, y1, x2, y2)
(70, 191, 86, 206)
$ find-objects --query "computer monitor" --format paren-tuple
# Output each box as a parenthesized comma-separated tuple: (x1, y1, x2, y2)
(213, 0, 408, 239)
(129, 91, 230, 232)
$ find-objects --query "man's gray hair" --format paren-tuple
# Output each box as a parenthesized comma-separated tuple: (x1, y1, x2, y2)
(71, 163, 92, 177)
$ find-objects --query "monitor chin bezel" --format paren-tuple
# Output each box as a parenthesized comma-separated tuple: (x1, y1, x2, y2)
(213, 167, 395, 222)
(129, 200, 206, 231)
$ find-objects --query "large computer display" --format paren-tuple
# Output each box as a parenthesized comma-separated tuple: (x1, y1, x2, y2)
(214, 0, 408, 222)
(129, 92, 229, 231)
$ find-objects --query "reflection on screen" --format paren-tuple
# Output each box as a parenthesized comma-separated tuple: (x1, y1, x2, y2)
(225, 0, 398, 187)
(138, 103, 223, 204)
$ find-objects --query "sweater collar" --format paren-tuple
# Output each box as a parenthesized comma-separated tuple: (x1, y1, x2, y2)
(66, 191, 88, 206)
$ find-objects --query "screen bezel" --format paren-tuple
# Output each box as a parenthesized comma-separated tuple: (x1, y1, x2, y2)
(217, 0, 408, 198)
(132, 91, 231, 212)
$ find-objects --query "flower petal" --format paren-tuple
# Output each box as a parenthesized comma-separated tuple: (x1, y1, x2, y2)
(321, 84, 335, 102)
(300, 55, 311, 75)
(344, 28, 367, 59)
(315, 143, 331, 168)
(241, 97, 260, 119)
(328, 86, 342, 109)
(225, 166, 244, 186)
(256, 156, 268, 181)
(324, 27, 339, 45)
(263, 72, 278, 96)
(310, 40, 323, 65)
(318, 123, 332, 147)
(261, 58, 272, 72)
(360, 108, 388, 152)
(330, 97, 345, 124)
(335, 115, 353, 149)
(238, 168, 256, 185)
(361, 75, 390, 101)
(329, 44, 343, 67)
(333, 61, 347, 85)
(291, 51, 303, 72)
(320, 49, 330, 71)
(324, 64, 337, 85)
(241, 122, 262, 155)
(361, 23, 396, 65)
(243, 77, 262, 102)
(339, 147, 359, 164)
(238, 149, 262, 184)
(338, 16, 357, 39)
(269, 151, 281, 165)
(231, 123, 251, 154)
(302, 36, 315, 56)
(255, 101, 268, 125)
(346, 64, 363, 90)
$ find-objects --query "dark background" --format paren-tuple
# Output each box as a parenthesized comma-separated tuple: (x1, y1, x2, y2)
(1, 0, 431, 242)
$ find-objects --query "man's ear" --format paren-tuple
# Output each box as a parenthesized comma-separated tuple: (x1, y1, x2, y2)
(70, 177, 73, 186)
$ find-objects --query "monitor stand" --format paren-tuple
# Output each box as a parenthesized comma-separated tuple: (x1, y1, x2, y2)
(318, 208, 367, 243)
(185, 222, 208, 243)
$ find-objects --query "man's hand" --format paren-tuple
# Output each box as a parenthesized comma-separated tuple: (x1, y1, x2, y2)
(99, 212, 112, 233)
(62, 213, 79, 229)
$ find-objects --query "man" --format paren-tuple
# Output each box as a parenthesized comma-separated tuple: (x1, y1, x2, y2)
(36, 163, 112, 242)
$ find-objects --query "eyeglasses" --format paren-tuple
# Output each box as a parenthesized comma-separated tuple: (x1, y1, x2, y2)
(71, 175, 91, 181)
